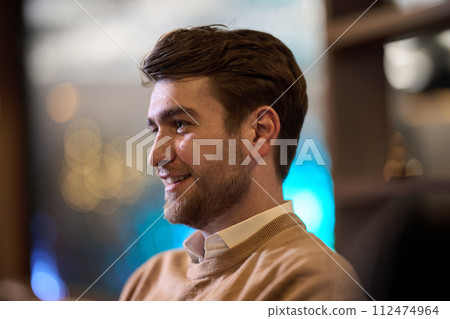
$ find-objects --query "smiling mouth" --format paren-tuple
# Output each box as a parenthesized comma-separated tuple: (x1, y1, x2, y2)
(166, 174, 191, 185)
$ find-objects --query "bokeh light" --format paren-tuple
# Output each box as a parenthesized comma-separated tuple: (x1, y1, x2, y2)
(46, 83, 78, 123)
(283, 141, 335, 248)
(30, 212, 67, 301)
(60, 118, 150, 214)
(31, 252, 67, 301)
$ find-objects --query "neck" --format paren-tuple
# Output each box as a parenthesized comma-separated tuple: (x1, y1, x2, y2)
(200, 174, 284, 236)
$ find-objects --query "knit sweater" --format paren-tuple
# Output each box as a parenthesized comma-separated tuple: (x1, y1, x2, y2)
(120, 213, 366, 301)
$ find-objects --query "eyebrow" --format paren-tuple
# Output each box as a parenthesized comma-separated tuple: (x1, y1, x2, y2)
(147, 106, 201, 126)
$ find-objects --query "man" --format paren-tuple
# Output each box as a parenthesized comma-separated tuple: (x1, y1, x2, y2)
(120, 26, 365, 301)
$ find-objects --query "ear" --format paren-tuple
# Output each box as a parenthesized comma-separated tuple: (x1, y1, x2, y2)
(241, 106, 281, 158)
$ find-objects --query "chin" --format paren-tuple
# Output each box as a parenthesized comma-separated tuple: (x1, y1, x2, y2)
(163, 198, 209, 230)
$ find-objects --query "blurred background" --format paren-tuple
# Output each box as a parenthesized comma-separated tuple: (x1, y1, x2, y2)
(1, 0, 449, 301)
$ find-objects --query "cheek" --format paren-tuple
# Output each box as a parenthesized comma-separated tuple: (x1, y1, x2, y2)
(176, 137, 227, 167)
(175, 138, 194, 165)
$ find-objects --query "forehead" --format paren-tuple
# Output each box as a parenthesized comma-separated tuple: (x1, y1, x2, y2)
(147, 78, 225, 122)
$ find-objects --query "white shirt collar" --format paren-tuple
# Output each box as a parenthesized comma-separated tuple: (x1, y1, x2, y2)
(183, 201, 294, 263)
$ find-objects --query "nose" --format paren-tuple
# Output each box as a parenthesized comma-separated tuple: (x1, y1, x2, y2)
(148, 133, 175, 168)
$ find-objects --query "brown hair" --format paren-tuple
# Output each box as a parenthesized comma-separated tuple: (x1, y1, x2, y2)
(141, 25, 308, 181)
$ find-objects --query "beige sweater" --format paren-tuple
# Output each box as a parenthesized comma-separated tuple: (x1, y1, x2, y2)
(120, 213, 366, 301)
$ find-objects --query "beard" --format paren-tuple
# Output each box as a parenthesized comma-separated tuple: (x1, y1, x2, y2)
(163, 147, 251, 230)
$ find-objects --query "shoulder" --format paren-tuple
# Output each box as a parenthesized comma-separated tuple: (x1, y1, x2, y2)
(119, 249, 186, 300)
(255, 227, 366, 300)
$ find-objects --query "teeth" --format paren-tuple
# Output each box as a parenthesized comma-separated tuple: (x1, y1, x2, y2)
(167, 175, 188, 184)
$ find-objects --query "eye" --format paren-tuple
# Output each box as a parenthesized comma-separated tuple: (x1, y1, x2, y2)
(147, 124, 158, 133)
(175, 120, 189, 132)
(147, 119, 158, 133)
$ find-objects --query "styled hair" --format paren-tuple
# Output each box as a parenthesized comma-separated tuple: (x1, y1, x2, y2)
(141, 25, 308, 181)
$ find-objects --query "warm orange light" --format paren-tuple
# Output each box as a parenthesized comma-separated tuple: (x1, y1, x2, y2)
(60, 120, 151, 212)
(46, 83, 78, 123)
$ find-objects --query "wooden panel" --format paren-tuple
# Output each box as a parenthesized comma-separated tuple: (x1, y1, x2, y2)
(0, 0, 29, 280)
(326, 0, 385, 20)
(328, 1, 450, 49)
(327, 44, 389, 190)
(326, 0, 450, 300)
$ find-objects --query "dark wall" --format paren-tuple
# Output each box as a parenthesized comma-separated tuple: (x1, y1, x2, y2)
(0, 0, 30, 281)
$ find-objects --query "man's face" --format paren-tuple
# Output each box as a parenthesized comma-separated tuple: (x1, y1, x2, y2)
(147, 78, 251, 231)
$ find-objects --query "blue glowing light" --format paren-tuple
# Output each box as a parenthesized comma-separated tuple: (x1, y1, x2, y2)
(30, 251, 67, 301)
(283, 141, 335, 249)
(31, 269, 64, 301)
(30, 211, 68, 301)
